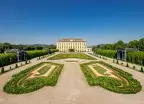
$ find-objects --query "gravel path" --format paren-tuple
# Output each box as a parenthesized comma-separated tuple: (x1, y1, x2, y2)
(0, 56, 144, 104)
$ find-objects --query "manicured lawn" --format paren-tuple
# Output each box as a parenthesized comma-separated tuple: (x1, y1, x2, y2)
(48, 53, 96, 60)
(35, 65, 51, 76)
(93, 66, 109, 76)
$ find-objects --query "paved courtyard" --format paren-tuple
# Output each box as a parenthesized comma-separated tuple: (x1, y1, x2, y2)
(0, 54, 144, 104)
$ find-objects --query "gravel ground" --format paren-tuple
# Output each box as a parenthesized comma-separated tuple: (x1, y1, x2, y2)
(0, 55, 144, 104)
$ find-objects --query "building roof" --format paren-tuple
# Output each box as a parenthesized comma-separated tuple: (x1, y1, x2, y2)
(58, 38, 86, 42)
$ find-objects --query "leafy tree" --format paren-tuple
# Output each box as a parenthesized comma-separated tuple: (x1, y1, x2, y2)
(128, 40, 138, 48)
(47, 44, 56, 49)
(115, 40, 126, 49)
(36, 46, 43, 50)
(138, 38, 144, 51)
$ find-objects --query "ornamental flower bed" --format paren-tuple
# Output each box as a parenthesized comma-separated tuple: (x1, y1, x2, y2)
(48, 53, 96, 60)
(81, 61, 142, 94)
(3, 62, 64, 94)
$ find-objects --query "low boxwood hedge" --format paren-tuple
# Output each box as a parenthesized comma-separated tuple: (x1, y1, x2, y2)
(81, 61, 142, 94)
(3, 62, 64, 94)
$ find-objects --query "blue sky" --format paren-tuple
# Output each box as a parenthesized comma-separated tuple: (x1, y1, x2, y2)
(0, 0, 144, 45)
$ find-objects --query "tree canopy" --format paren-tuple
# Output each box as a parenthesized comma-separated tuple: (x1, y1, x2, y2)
(92, 38, 144, 51)
(0, 43, 56, 53)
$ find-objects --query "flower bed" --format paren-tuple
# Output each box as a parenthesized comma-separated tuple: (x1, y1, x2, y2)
(3, 62, 64, 94)
(48, 53, 96, 60)
(81, 61, 142, 94)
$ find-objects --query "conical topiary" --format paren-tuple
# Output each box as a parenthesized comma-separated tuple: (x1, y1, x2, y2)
(15, 64, 18, 68)
(113, 60, 115, 63)
(116, 60, 119, 64)
(1, 67, 4, 73)
(126, 63, 129, 67)
(141, 67, 144, 72)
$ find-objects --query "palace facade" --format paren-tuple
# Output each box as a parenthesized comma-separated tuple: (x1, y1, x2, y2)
(56, 38, 87, 52)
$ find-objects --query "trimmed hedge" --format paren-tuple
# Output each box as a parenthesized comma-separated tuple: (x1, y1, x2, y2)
(3, 62, 64, 94)
(27, 50, 47, 59)
(81, 61, 142, 94)
(95, 50, 116, 58)
(95, 49, 144, 66)
(0, 53, 17, 67)
(127, 51, 144, 66)
(0, 49, 58, 67)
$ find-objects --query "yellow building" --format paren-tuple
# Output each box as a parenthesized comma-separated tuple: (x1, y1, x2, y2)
(57, 38, 87, 52)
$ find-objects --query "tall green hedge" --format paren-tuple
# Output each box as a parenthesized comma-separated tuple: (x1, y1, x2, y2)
(0, 53, 17, 67)
(0, 49, 57, 67)
(49, 49, 59, 53)
(127, 51, 144, 66)
(95, 50, 116, 58)
(27, 50, 47, 59)
(95, 49, 144, 66)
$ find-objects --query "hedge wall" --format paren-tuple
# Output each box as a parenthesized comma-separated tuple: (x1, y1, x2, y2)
(95, 49, 144, 66)
(27, 50, 47, 59)
(0, 49, 58, 67)
(0, 53, 17, 67)
(95, 50, 116, 58)
(127, 51, 144, 66)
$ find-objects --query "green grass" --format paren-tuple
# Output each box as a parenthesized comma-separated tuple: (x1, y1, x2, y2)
(3, 62, 64, 94)
(48, 53, 96, 60)
(35, 65, 51, 76)
(81, 61, 142, 94)
(93, 66, 109, 76)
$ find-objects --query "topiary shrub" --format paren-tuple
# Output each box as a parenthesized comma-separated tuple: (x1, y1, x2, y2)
(9, 66, 12, 70)
(140, 67, 144, 72)
(116, 60, 119, 64)
(121, 63, 123, 65)
(113, 60, 115, 63)
(133, 66, 136, 69)
(15, 64, 18, 68)
(1, 67, 5, 73)
(25, 61, 28, 64)
(126, 63, 129, 67)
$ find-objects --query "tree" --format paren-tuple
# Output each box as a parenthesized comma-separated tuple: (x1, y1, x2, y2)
(128, 40, 138, 48)
(36, 46, 43, 50)
(115, 40, 126, 49)
(47, 44, 56, 49)
(138, 38, 144, 51)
